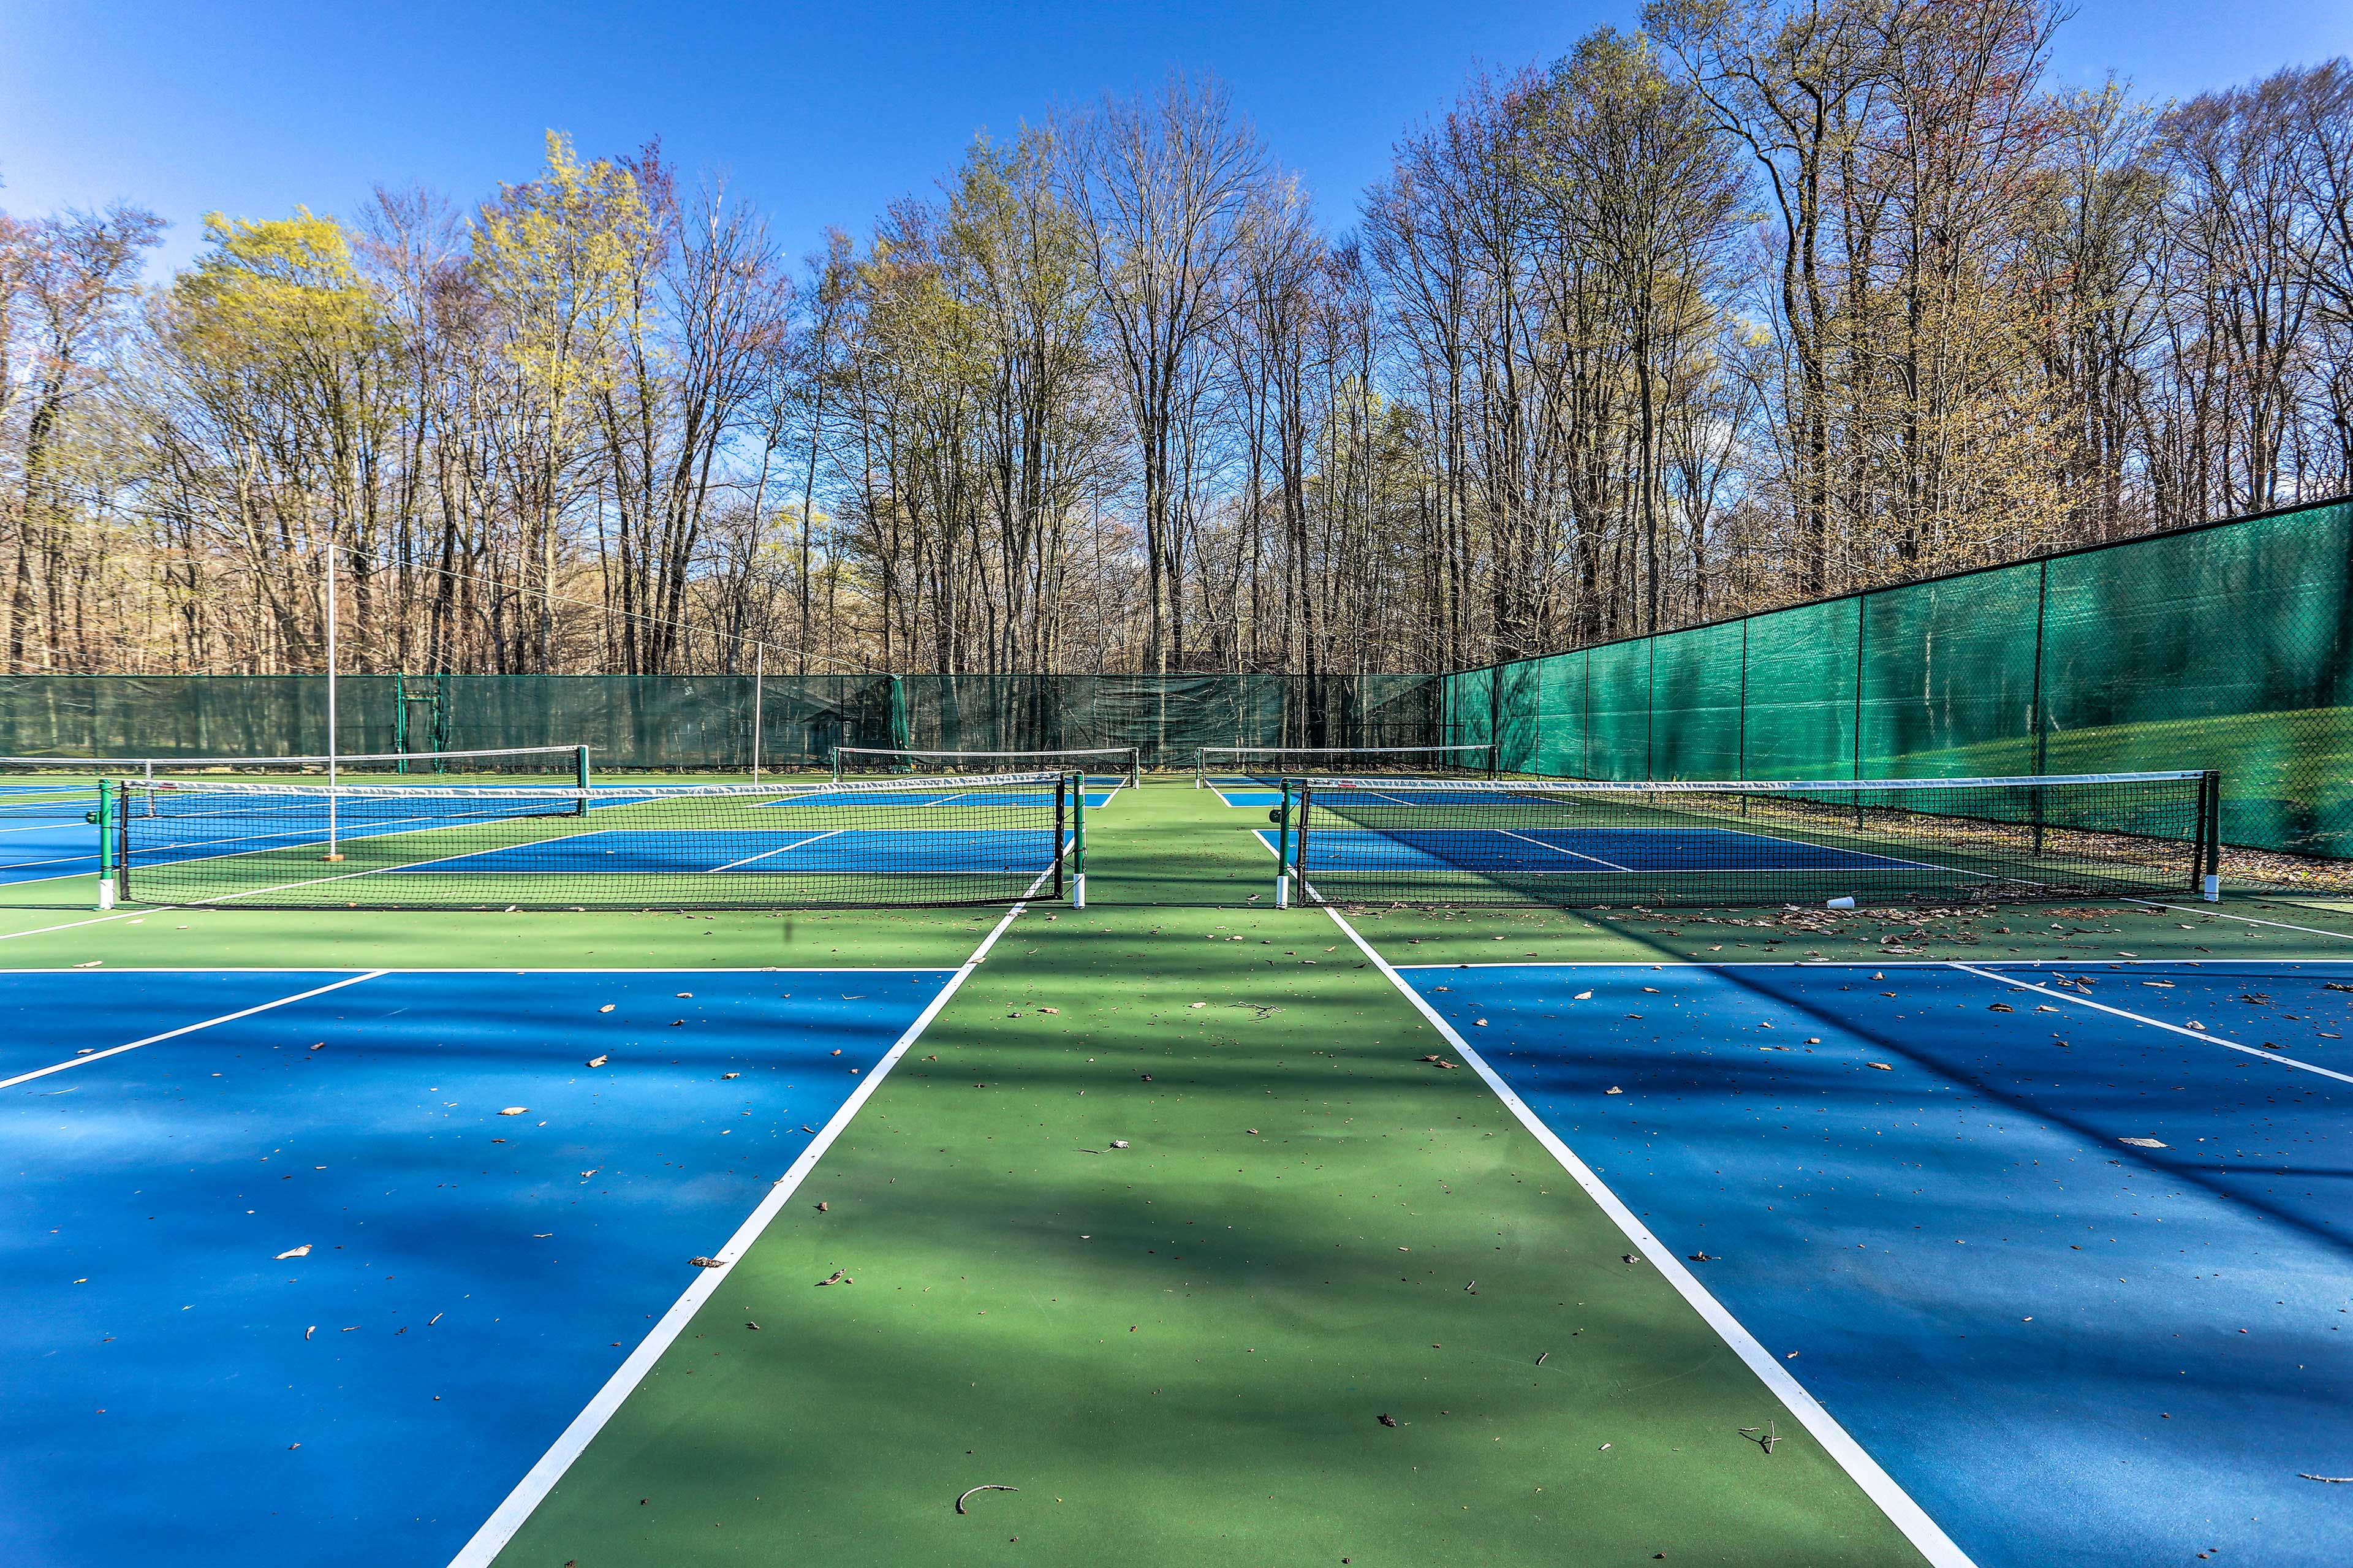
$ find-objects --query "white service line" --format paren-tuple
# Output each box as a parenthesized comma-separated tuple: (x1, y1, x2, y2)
(445, 895, 1036, 1568)
(1946, 962, 2353, 1086)
(706, 829, 847, 872)
(1326, 906, 1979, 1568)
(1496, 827, 1629, 870)
(0, 970, 387, 1090)
(0, 907, 150, 942)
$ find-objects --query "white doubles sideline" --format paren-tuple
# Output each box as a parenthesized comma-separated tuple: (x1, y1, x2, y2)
(1325, 907, 1984, 1568)
(443, 895, 1037, 1568)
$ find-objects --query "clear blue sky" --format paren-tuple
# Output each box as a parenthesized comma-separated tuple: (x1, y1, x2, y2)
(3, 0, 2347, 276)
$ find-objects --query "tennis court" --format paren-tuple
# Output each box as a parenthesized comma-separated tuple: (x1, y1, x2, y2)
(4, 766, 2349, 1568)
(1384, 950, 2353, 1566)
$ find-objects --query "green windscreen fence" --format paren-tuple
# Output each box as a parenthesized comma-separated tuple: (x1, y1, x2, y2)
(1444, 493, 2353, 869)
(0, 672, 1446, 777)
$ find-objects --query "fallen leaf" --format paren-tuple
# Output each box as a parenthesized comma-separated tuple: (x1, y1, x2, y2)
(1604, 1086, 1624, 1094)
(1377, 1414, 1398, 1427)
(721, 1072, 740, 1080)
(276, 1244, 312, 1260)
(2119, 1136, 2168, 1148)
(498, 1107, 528, 1116)
(1109, 1140, 1131, 1149)
(599, 1005, 615, 1013)
(1574, 991, 1593, 1000)
(1868, 1062, 1893, 1070)
(688, 1257, 724, 1268)
(586, 1055, 608, 1067)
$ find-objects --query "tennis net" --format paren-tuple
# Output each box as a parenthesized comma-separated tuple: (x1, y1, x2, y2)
(834, 745, 1139, 786)
(113, 771, 1075, 910)
(0, 745, 589, 820)
(1278, 771, 2220, 907)
(1197, 743, 1495, 787)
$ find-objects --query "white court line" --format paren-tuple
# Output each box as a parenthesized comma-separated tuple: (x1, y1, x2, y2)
(706, 829, 847, 872)
(0, 908, 148, 942)
(0, 971, 387, 1090)
(2125, 898, 2353, 942)
(1327, 907, 1979, 1568)
(445, 888, 1044, 1568)
(1496, 827, 1631, 870)
(1946, 963, 2353, 1086)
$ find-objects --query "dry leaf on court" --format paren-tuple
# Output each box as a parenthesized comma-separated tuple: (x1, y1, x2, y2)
(276, 1244, 311, 1260)
(498, 1107, 528, 1116)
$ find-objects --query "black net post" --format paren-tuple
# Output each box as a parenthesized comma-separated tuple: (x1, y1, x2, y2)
(1292, 782, 1316, 905)
(2200, 770, 2223, 900)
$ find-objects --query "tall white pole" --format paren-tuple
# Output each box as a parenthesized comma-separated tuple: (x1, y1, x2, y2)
(322, 532, 343, 861)
(752, 643, 765, 784)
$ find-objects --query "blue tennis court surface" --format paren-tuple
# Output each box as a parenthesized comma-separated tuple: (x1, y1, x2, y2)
(129, 824, 1061, 881)
(0, 966, 953, 1568)
(1257, 824, 1928, 874)
(1399, 957, 2353, 1568)
(0, 782, 1116, 890)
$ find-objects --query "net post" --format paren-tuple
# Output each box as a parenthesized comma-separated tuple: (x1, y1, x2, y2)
(95, 778, 117, 911)
(1194, 748, 1208, 789)
(1290, 782, 1313, 906)
(830, 746, 844, 785)
(574, 745, 592, 816)
(751, 643, 765, 785)
(2199, 770, 2222, 900)
(1275, 781, 1293, 907)
(1069, 773, 1086, 907)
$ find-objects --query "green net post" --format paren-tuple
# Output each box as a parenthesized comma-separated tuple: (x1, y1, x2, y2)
(1275, 781, 1294, 907)
(94, 778, 118, 910)
(574, 745, 593, 816)
(1070, 773, 1086, 907)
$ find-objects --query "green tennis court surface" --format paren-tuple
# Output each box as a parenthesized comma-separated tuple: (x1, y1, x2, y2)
(6, 781, 2349, 1568)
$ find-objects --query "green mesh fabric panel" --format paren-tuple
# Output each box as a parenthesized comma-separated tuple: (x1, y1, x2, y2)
(2042, 499, 2353, 859)
(1742, 598, 1859, 779)
(1858, 570, 2042, 778)
(1533, 651, 1587, 776)
(1585, 640, 1652, 781)
(1493, 661, 1543, 773)
(0, 675, 404, 759)
(1651, 621, 1745, 780)
(0, 673, 1443, 776)
(1444, 668, 1495, 755)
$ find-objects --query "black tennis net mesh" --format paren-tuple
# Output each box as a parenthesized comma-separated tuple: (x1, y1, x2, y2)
(1198, 743, 1494, 787)
(117, 772, 1072, 910)
(1283, 771, 2219, 907)
(835, 745, 1139, 784)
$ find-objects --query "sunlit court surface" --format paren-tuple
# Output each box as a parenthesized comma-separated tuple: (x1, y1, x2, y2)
(3, 771, 2350, 1568)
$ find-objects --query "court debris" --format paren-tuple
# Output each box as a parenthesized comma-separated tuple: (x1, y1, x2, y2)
(955, 1484, 1018, 1513)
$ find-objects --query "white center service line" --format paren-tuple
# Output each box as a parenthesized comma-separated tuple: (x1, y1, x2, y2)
(445, 894, 1038, 1568)
(1947, 962, 2353, 1086)
(0, 970, 388, 1090)
(706, 829, 847, 872)
(1327, 906, 1978, 1568)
